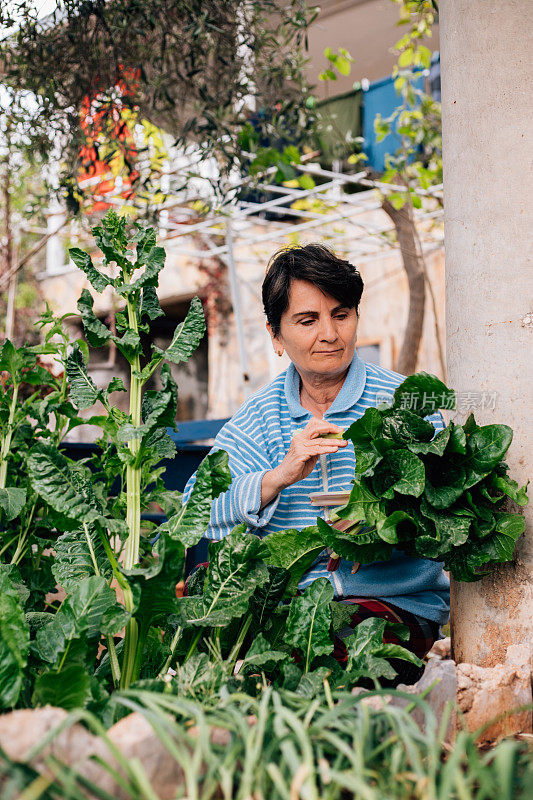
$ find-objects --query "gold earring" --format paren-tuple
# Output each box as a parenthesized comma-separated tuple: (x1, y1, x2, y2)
(277, 349, 283, 357)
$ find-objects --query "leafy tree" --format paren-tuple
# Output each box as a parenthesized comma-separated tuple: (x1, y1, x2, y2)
(1, 1, 319, 203)
(373, 0, 444, 375)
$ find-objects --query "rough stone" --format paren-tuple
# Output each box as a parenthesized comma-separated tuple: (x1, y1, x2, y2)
(0, 706, 107, 776)
(456, 643, 532, 746)
(427, 637, 451, 660)
(0, 706, 246, 800)
(395, 657, 458, 742)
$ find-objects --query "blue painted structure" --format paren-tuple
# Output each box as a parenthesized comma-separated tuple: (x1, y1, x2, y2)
(361, 54, 440, 172)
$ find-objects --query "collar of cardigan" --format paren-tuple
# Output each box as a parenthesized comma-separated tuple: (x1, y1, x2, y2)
(284, 350, 367, 419)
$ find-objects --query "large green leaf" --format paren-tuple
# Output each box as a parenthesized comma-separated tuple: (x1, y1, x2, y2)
(140, 286, 164, 321)
(240, 632, 289, 674)
(0, 487, 26, 521)
(420, 498, 472, 549)
(262, 526, 327, 594)
(141, 364, 178, 433)
(129, 246, 165, 290)
(372, 450, 425, 498)
(336, 479, 382, 525)
(155, 450, 232, 548)
(176, 529, 268, 628)
(392, 372, 455, 417)
(317, 517, 393, 565)
(408, 425, 451, 456)
(33, 664, 92, 711)
(27, 443, 100, 523)
(284, 578, 334, 672)
(376, 510, 416, 544)
(463, 425, 513, 487)
(66, 343, 101, 410)
(249, 566, 290, 628)
(69, 248, 111, 293)
(343, 617, 422, 684)
(490, 474, 529, 507)
(445, 511, 525, 581)
(52, 529, 111, 592)
(77, 289, 113, 348)
(152, 296, 206, 364)
(32, 576, 121, 667)
(381, 408, 435, 445)
(424, 458, 466, 509)
(343, 407, 382, 450)
(0, 572, 30, 708)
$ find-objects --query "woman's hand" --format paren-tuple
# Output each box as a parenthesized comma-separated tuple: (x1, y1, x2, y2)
(260, 418, 347, 509)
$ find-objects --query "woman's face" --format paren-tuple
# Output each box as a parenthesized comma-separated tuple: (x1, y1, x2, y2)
(267, 279, 358, 377)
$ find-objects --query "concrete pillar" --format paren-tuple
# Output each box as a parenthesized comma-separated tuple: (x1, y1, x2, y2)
(439, 1, 533, 667)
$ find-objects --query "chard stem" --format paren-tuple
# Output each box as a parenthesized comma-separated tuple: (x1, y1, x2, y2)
(0, 380, 19, 489)
(122, 295, 142, 689)
(183, 630, 202, 664)
(107, 636, 121, 686)
(159, 625, 183, 677)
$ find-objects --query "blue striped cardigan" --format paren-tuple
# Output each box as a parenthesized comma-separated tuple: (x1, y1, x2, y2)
(183, 352, 450, 624)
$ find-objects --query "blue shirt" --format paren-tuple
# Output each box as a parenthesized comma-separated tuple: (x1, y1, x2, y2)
(183, 352, 450, 624)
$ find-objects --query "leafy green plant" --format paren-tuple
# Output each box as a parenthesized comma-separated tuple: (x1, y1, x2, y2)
(316, 372, 528, 581)
(0, 212, 236, 711)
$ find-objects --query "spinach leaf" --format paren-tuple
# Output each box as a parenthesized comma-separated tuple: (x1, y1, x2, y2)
(284, 578, 334, 672)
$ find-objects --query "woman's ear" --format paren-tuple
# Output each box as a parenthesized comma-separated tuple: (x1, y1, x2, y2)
(266, 322, 284, 357)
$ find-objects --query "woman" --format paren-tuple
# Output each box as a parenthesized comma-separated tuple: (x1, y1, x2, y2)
(183, 244, 450, 684)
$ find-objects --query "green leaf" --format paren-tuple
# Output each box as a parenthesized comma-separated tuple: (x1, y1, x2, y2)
(32, 576, 118, 667)
(69, 248, 111, 293)
(33, 665, 91, 710)
(0, 571, 30, 708)
(129, 246, 165, 290)
(114, 329, 142, 361)
(343, 617, 422, 683)
(176, 530, 268, 628)
(284, 578, 334, 672)
(0, 487, 26, 521)
(372, 450, 425, 498)
(376, 510, 416, 544)
(77, 289, 113, 348)
(464, 425, 514, 488)
(408, 425, 451, 456)
(392, 373, 455, 417)
(317, 517, 393, 566)
(381, 409, 435, 445)
(155, 450, 231, 548)
(152, 296, 205, 365)
(52, 529, 111, 592)
(336, 479, 382, 525)
(240, 633, 289, 673)
(141, 364, 178, 432)
(344, 407, 382, 450)
(27, 443, 100, 523)
(490, 474, 529, 506)
(66, 343, 101, 410)
(296, 666, 331, 697)
(420, 499, 472, 549)
(262, 526, 327, 594)
(140, 286, 164, 321)
(249, 566, 290, 629)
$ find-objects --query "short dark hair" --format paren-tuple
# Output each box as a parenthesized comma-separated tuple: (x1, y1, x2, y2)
(262, 243, 364, 336)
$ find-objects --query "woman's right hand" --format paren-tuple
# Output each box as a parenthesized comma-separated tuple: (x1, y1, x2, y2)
(261, 418, 347, 508)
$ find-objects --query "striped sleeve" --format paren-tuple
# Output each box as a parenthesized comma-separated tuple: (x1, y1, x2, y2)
(182, 422, 281, 541)
(426, 410, 446, 433)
